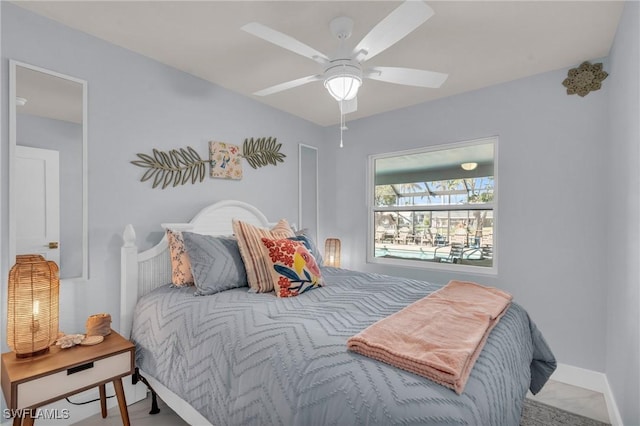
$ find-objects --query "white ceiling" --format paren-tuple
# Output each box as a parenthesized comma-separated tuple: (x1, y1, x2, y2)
(16, 65, 84, 124)
(14, 1, 624, 127)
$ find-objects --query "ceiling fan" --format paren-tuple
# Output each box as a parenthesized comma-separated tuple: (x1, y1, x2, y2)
(241, 0, 448, 119)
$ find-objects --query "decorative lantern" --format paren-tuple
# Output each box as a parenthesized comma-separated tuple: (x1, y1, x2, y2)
(16, 254, 46, 263)
(324, 238, 342, 268)
(7, 258, 59, 357)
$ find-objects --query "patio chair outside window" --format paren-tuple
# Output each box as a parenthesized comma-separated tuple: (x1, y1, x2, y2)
(436, 242, 464, 263)
(396, 229, 410, 244)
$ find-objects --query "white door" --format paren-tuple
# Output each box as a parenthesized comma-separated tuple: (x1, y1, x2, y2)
(15, 145, 60, 264)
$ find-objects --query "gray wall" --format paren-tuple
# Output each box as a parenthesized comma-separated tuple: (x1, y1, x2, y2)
(1, 2, 638, 423)
(17, 114, 83, 279)
(605, 2, 640, 424)
(321, 65, 610, 372)
(1, 2, 325, 344)
(320, 7, 640, 420)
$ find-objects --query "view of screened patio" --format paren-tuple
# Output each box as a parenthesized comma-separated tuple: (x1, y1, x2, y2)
(372, 160, 495, 267)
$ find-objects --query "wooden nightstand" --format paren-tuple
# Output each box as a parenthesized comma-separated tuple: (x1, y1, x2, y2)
(1, 330, 134, 426)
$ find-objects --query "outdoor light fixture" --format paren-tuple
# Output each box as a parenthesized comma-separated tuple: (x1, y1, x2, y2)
(461, 162, 478, 171)
(324, 238, 342, 268)
(7, 256, 60, 357)
(324, 63, 362, 102)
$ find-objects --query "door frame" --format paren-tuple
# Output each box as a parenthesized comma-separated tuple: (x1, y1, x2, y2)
(298, 144, 319, 244)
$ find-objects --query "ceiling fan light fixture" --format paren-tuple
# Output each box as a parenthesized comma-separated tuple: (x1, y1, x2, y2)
(324, 62, 362, 101)
(461, 162, 478, 171)
(325, 75, 361, 101)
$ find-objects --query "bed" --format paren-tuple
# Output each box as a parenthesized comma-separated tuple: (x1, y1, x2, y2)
(120, 199, 556, 425)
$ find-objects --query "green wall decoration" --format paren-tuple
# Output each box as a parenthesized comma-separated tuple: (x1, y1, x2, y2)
(242, 137, 286, 169)
(132, 137, 285, 188)
(562, 61, 608, 97)
(131, 147, 207, 189)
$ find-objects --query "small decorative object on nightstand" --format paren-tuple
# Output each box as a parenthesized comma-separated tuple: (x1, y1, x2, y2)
(86, 313, 112, 336)
(6, 257, 59, 358)
(324, 238, 341, 267)
(1, 330, 135, 426)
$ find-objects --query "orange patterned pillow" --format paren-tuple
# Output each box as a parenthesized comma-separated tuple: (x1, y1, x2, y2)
(166, 229, 194, 287)
(232, 218, 294, 292)
(260, 237, 323, 298)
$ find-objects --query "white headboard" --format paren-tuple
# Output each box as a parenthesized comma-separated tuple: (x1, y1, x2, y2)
(120, 200, 271, 338)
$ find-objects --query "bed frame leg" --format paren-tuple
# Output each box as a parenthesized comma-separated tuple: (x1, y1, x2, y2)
(132, 368, 161, 415)
(150, 392, 160, 414)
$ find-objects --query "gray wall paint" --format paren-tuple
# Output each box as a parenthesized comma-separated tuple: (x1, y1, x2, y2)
(17, 114, 83, 279)
(321, 66, 610, 372)
(1, 3, 325, 345)
(605, 2, 640, 424)
(1, 2, 639, 422)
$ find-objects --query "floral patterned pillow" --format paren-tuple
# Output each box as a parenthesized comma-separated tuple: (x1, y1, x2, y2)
(260, 237, 323, 298)
(166, 229, 194, 287)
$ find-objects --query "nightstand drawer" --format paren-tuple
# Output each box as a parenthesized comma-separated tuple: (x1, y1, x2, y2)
(16, 351, 131, 408)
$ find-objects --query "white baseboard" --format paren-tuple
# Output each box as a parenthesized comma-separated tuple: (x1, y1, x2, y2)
(1, 374, 147, 426)
(551, 363, 622, 426)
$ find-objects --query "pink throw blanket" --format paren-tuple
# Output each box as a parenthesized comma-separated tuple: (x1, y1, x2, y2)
(347, 280, 512, 394)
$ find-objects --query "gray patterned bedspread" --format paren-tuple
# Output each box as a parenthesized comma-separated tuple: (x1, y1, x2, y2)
(132, 268, 556, 426)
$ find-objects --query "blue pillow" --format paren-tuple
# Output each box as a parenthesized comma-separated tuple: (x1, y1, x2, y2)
(291, 231, 324, 267)
(181, 232, 247, 296)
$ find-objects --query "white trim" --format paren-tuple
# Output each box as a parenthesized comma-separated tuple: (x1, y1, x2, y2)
(551, 363, 622, 426)
(298, 143, 319, 244)
(81, 70, 89, 280)
(366, 136, 498, 275)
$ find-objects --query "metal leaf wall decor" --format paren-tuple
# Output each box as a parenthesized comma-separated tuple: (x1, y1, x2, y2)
(562, 61, 608, 97)
(131, 147, 207, 189)
(132, 137, 286, 189)
(241, 137, 286, 169)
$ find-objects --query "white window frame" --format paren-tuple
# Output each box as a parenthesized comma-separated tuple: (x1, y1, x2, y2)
(366, 137, 498, 275)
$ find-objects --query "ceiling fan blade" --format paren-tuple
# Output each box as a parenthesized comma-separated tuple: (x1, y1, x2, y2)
(365, 67, 448, 88)
(253, 74, 323, 97)
(242, 22, 329, 65)
(353, 1, 434, 62)
(340, 97, 358, 114)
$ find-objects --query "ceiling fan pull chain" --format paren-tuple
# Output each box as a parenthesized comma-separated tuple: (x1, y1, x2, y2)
(339, 101, 344, 148)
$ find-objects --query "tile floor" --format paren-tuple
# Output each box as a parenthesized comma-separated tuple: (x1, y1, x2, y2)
(79, 379, 610, 425)
(526, 379, 610, 424)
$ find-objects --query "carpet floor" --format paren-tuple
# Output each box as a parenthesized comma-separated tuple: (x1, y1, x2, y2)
(521, 398, 610, 426)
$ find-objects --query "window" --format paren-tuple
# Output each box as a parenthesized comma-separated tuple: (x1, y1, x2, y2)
(367, 137, 497, 272)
